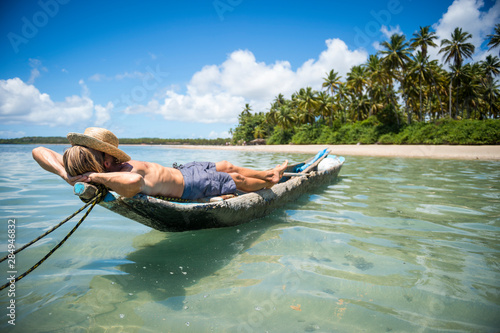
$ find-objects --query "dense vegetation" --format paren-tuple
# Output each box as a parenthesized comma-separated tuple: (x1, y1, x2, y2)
(231, 25, 500, 145)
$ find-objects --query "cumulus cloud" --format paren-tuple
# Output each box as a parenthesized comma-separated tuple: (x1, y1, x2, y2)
(94, 101, 113, 126)
(380, 25, 403, 39)
(0, 78, 110, 126)
(430, 0, 500, 63)
(125, 38, 367, 123)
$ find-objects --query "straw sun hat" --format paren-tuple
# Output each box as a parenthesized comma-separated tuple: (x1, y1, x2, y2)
(67, 127, 130, 163)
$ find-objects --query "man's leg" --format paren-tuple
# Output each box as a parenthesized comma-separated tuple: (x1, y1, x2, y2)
(228, 173, 272, 192)
(216, 160, 288, 184)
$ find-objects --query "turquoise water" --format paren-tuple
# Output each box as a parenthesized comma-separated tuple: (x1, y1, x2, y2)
(1, 145, 499, 332)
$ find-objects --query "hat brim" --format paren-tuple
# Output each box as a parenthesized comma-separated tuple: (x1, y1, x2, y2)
(67, 133, 130, 163)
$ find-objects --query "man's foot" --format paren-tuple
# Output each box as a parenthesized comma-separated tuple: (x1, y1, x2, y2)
(270, 160, 288, 183)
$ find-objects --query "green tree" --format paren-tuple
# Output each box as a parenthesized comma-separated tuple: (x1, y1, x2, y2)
(346, 65, 369, 120)
(336, 82, 350, 123)
(487, 23, 500, 55)
(366, 54, 387, 117)
(316, 91, 334, 125)
(322, 69, 342, 96)
(379, 33, 413, 125)
(410, 26, 438, 58)
(276, 104, 296, 129)
(439, 27, 475, 118)
(482, 55, 500, 80)
(407, 51, 433, 121)
(294, 87, 319, 125)
(459, 63, 482, 119)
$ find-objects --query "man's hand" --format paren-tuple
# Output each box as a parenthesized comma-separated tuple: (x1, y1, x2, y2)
(65, 174, 88, 186)
(79, 172, 96, 183)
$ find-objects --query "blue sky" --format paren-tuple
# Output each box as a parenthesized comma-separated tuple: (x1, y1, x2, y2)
(0, 0, 499, 139)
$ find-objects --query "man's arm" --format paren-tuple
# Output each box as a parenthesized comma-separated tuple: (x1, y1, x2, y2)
(81, 172, 145, 198)
(32, 147, 85, 185)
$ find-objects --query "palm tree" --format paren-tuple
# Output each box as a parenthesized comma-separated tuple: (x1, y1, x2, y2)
(482, 79, 500, 118)
(346, 65, 369, 121)
(236, 103, 253, 129)
(316, 91, 334, 125)
(439, 27, 475, 118)
(336, 82, 350, 123)
(410, 26, 438, 58)
(271, 93, 286, 109)
(322, 69, 342, 96)
(487, 23, 500, 55)
(276, 104, 295, 129)
(242, 103, 252, 116)
(407, 51, 433, 121)
(460, 63, 482, 119)
(410, 26, 438, 121)
(294, 87, 319, 125)
(379, 33, 413, 125)
(482, 54, 500, 80)
(253, 125, 266, 139)
(427, 60, 447, 119)
(366, 54, 388, 116)
(439, 27, 475, 68)
(480, 55, 500, 117)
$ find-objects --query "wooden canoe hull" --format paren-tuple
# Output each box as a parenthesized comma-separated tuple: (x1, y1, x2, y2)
(95, 155, 344, 232)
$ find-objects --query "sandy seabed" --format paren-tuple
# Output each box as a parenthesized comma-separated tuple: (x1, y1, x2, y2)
(164, 144, 500, 160)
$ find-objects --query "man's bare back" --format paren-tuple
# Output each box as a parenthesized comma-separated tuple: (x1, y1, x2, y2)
(125, 161, 185, 198)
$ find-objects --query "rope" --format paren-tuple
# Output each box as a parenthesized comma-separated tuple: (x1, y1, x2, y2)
(0, 189, 106, 291)
(0, 198, 97, 264)
(153, 195, 192, 203)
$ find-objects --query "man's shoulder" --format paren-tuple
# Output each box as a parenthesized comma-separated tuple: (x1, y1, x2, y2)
(127, 160, 173, 172)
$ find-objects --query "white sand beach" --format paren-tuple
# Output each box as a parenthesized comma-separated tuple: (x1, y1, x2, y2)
(166, 144, 500, 160)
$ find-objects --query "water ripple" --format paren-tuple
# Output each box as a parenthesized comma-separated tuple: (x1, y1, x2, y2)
(1, 146, 499, 332)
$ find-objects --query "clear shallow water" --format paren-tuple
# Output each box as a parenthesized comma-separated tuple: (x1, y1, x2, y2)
(1, 145, 499, 332)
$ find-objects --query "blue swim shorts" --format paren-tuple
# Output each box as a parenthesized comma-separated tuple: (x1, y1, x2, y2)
(178, 161, 237, 200)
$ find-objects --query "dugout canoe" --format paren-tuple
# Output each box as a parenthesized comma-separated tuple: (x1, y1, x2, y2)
(74, 150, 345, 232)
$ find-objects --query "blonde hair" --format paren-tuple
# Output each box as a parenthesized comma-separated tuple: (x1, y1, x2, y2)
(63, 145, 106, 177)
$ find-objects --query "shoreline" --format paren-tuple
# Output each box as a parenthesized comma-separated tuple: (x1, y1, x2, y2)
(4, 143, 499, 160)
(160, 144, 500, 160)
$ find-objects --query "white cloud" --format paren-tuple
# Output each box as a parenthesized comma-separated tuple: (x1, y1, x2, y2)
(0, 78, 110, 127)
(124, 38, 367, 123)
(208, 130, 230, 139)
(27, 58, 47, 84)
(115, 71, 149, 80)
(89, 71, 150, 82)
(0, 130, 26, 138)
(94, 101, 113, 126)
(372, 41, 383, 51)
(380, 25, 403, 39)
(430, 0, 500, 63)
(88, 73, 111, 82)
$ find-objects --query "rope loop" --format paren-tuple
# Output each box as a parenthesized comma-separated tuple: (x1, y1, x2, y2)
(0, 188, 106, 291)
